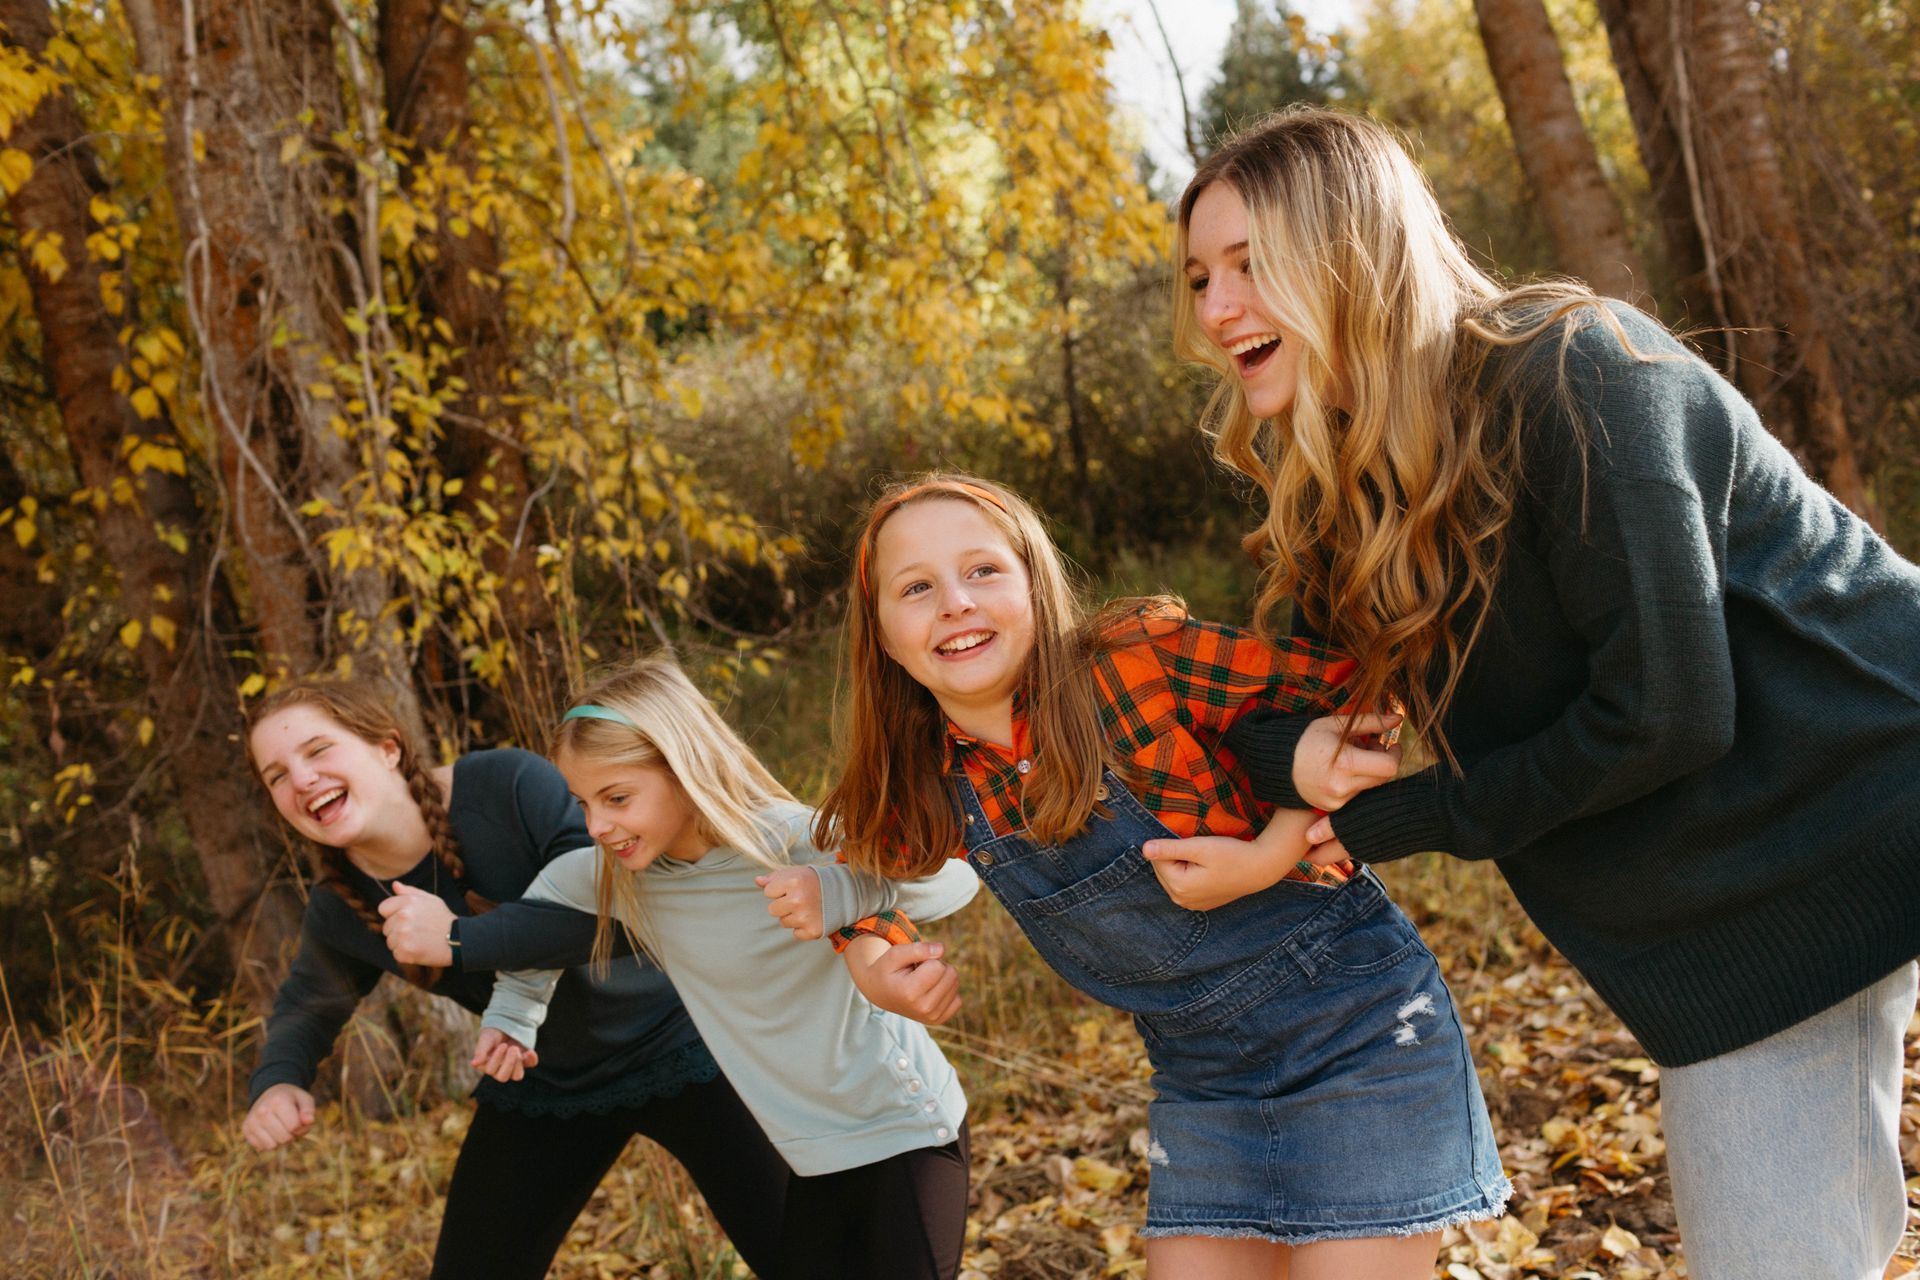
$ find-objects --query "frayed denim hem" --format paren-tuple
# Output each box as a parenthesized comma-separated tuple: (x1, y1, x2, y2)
(1138, 1176, 1513, 1246)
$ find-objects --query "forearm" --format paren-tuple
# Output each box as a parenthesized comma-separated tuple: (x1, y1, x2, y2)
(460, 847, 605, 970)
(482, 967, 560, 1048)
(455, 897, 602, 971)
(1222, 709, 1316, 809)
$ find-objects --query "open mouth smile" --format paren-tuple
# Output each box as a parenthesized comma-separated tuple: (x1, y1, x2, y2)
(304, 787, 347, 824)
(1225, 332, 1282, 375)
(936, 630, 994, 657)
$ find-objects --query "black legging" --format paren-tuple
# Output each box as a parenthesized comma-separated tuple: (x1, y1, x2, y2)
(775, 1123, 971, 1279)
(431, 1072, 788, 1278)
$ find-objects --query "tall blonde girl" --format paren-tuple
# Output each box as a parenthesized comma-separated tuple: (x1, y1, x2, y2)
(1168, 106, 1920, 1280)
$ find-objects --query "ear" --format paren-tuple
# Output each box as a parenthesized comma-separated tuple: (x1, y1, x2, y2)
(379, 736, 402, 769)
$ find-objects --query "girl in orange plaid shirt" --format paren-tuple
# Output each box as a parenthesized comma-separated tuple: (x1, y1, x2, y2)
(772, 473, 1509, 1279)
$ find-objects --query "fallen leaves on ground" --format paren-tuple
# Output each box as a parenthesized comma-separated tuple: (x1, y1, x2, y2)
(6, 858, 1917, 1277)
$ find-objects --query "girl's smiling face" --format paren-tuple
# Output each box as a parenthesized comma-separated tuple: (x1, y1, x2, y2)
(556, 751, 706, 872)
(1184, 181, 1307, 421)
(870, 497, 1035, 741)
(251, 702, 410, 853)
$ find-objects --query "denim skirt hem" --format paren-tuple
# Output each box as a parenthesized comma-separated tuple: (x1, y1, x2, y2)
(1138, 1174, 1513, 1244)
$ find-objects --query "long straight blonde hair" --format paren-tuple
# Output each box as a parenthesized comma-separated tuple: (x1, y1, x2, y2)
(549, 654, 798, 965)
(813, 474, 1118, 879)
(1173, 106, 1637, 763)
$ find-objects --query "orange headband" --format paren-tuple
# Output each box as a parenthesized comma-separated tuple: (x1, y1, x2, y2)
(856, 481, 1011, 596)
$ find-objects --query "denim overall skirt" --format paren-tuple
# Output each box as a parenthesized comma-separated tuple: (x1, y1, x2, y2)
(955, 769, 1511, 1242)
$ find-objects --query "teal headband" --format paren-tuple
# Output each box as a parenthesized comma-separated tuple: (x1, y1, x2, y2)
(562, 703, 639, 730)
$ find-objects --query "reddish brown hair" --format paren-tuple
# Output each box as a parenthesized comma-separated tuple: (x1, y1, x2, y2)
(246, 679, 489, 986)
(813, 474, 1117, 878)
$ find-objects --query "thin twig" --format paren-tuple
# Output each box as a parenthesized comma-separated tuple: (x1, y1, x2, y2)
(1144, 0, 1203, 164)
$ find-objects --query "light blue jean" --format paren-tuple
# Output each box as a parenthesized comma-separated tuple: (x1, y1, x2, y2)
(1660, 961, 1916, 1280)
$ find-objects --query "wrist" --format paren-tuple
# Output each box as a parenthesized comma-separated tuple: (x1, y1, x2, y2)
(446, 916, 463, 972)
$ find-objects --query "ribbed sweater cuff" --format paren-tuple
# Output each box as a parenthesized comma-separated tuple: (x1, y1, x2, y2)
(248, 1061, 312, 1106)
(1329, 771, 1453, 863)
(1222, 709, 1314, 810)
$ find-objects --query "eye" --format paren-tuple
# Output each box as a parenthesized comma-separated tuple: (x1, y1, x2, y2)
(309, 742, 330, 758)
(899, 580, 930, 598)
(1187, 274, 1207, 294)
(967, 563, 999, 580)
(607, 793, 630, 807)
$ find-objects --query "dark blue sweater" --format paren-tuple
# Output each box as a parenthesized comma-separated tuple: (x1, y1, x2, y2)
(1226, 305, 1920, 1066)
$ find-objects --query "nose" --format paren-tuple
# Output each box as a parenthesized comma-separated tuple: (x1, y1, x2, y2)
(581, 806, 613, 839)
(1195, 272, 1242, 335)
(934, 577, 974, 618)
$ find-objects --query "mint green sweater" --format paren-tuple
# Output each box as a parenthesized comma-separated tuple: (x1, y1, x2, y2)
(482, 803, 977, 1175)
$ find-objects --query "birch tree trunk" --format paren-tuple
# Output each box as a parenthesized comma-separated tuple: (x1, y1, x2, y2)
(0, 0, 303, 994)
(1473, 0, 1648, 302)
(380, 0, 557, 691)
(1595, 0, 1877, 524)
(124, 0, 427, 712)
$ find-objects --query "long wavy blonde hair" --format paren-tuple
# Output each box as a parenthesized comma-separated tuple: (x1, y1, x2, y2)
(1174, 106, 1637, 763)
(550, 654, 799, 966)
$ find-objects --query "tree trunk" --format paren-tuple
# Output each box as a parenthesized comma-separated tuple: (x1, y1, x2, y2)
(1593, 0, 1720, 333)
(1474, 0, 1648, 302)
(0, 0, 303, 996)
(125, 0, 427, 712)
(1595, 0, 1877, 524)
(1056, 255, 1097, 543)
(380, 0, 557, 678)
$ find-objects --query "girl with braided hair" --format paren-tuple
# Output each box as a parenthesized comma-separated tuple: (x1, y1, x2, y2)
(241, 678, 788, 1279)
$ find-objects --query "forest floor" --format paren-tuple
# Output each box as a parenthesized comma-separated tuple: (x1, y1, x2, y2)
(5, 850, 1917, 1279)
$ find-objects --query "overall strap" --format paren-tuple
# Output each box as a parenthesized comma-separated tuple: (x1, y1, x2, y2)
(948, 770, 1000, 852)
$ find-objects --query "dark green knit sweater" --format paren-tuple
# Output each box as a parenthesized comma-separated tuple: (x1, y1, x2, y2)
(1225, 304, 1920, 1066)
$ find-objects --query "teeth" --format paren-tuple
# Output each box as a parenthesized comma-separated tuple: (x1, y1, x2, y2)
(1226, 333, 1280, 356)
(938, 632, 991, 654)
(306, 787, 344, 814)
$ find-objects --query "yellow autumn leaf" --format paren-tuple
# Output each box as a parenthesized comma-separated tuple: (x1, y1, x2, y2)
(119, 619, 143, 650)
(26, 229, 67, 282)
(0, 148, 32, 195)
(136, 717, 155, 747)
(149, 614, 177, 651)
(1600, 1224, 1641, 1257)
(130, 386, 160, 419)
(1070, 1156, 1129, 1193)
(238, 673, 267, 698)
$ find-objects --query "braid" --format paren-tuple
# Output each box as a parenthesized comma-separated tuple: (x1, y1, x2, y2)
(397, 744, 497, 918)
(315, 844, 386, 936)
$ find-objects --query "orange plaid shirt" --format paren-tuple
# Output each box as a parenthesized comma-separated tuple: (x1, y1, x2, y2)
(835, 604, 1358, 949)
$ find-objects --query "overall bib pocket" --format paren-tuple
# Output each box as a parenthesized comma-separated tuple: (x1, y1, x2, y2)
(1010, 846, 1208, 985)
